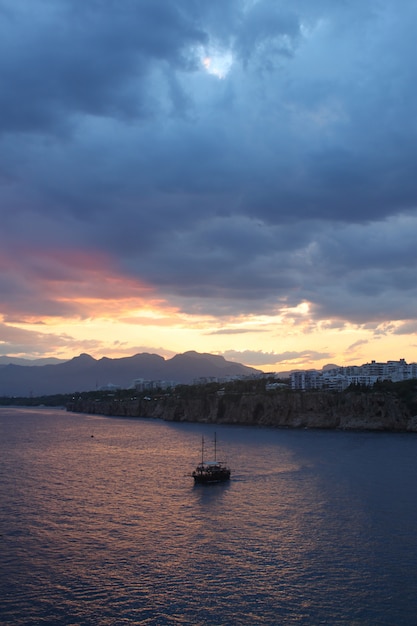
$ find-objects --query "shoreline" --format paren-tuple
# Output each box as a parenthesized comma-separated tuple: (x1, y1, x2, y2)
(67, 388, 417, 433)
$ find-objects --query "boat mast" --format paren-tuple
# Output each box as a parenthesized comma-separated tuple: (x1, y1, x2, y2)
(201, 436, 204, 465)
(214, 431, 217, 461)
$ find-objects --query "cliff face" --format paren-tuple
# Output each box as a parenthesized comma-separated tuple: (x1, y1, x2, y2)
(68, 390, 417, 432)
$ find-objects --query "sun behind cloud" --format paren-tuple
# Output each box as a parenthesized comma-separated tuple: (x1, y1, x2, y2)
(202, 49, 233, 79)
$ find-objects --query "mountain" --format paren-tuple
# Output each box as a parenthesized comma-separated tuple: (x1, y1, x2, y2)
(0, 356, 66, 366)
(0, 351, 262, 397)
(275, 363, 341, 378)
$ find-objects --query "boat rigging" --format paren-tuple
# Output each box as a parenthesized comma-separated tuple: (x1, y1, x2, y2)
(192, 432, 231, 484)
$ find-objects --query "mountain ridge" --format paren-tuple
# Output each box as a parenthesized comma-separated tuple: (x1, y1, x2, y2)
(0, 356, 65, 367)
(0, 351, 261, 396)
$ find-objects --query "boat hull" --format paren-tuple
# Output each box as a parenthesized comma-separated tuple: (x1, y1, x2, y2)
(193, 471, 230, 484)
(192, 465, 231, 484)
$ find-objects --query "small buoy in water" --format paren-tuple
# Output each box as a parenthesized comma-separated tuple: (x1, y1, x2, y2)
(91, 435, 94, 438)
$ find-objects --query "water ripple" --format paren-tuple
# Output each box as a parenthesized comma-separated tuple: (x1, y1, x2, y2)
(1, 409, 417, 625)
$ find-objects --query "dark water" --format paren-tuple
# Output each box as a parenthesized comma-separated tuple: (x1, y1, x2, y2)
(1, 408, 417, 625)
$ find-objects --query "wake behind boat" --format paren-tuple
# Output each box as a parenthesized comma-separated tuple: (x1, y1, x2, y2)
(192, 433, 231, 484)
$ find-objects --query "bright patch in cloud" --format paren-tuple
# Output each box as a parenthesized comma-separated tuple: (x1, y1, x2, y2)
(202, 50, 233, 78)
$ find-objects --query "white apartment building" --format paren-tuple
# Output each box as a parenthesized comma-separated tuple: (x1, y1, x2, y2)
(290, 359, 417, 391)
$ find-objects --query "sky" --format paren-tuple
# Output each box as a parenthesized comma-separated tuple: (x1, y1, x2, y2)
(1, 0, 417, 372)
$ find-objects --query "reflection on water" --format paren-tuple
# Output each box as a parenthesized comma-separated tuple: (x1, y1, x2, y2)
(1, 408, 417, 625)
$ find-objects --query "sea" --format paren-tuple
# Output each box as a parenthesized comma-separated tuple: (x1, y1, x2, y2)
(1, 407, 417, 626)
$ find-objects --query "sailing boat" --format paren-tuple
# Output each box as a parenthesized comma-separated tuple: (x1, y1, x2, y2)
(192, 433, 231, 484)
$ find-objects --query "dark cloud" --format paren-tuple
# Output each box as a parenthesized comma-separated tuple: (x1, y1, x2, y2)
(0, 0, 207, 134)
(208, 328, 269, 336)
(1, 0, 416, 346)
(234, 2, 302, 67)
(347, 340, 369, 352)
(222, 349, 333, 366)
(0, 322, 87, 357)
(394, 322, 417, 336)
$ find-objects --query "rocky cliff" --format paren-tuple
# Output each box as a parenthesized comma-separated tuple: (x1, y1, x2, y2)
(68, 389, 417, 432)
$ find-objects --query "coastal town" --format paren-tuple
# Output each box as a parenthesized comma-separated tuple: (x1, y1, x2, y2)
(131, 358, 417, 394)
(289, 358, 417, 391)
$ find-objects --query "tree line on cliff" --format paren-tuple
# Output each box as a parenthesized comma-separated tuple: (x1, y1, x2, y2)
(3, 377, 416, 431)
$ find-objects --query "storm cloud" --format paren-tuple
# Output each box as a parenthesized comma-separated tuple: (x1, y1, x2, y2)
(1, 0, 416, 362)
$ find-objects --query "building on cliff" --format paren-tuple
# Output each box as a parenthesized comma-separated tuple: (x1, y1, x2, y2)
(133, 378, 177, 392)
(290, 358, 417, 391)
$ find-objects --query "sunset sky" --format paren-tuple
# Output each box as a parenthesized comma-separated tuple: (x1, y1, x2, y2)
(1, 0, 416, 372)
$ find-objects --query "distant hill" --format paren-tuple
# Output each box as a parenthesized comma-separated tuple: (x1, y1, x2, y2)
(0, 351, 262, 397)
(275, 363, 341, 378)
(0, 356, 66, 366)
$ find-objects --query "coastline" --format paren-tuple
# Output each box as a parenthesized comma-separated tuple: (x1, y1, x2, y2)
(67, 389, 417, 432)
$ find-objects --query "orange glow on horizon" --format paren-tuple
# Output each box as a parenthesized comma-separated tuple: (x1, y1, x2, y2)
(0, 246, 416, 369)
(2, 306, 416, 372)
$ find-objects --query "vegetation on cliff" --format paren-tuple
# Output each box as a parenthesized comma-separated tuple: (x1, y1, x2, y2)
(2, 377, 417, 431)
(62, 378, 417, 432)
